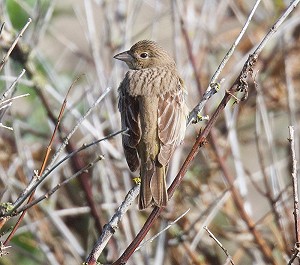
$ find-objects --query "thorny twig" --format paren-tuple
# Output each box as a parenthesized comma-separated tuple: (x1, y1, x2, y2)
(111, 54, 259, 265)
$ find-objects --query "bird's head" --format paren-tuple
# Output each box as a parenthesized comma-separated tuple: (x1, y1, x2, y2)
(114, 40, 175, 70)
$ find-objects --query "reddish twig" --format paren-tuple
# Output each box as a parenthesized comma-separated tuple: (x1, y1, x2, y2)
(112, 53, 258, 265)
(209, 129, 275, 264)
(89, 2, 299, 263)
(3, 77, 78, 246)
(179, 15, 203, 95)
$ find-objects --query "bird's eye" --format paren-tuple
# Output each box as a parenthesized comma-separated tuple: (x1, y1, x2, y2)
(140, 52, 148, 58)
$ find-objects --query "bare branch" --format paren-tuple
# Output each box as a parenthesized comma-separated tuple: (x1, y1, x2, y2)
(289, 126, 300, 243)
(187, 0, 262, 125)
(15, 156, 104, 214)
(111, 1, 300, 264)
(135, 209, 190, 252)
(9, 87, 112, 213)
(0, 18, 32, 72)
(85, 185, 140, 265)
(0, 69, 26, 101)
(203, 226, 235, 265)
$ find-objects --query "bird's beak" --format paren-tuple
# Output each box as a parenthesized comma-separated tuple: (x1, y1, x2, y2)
(113, 50, 133, 63)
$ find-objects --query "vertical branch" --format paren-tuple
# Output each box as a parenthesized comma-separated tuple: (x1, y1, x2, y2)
(179, 14, 203, 94)
(289, 126, 299, 243)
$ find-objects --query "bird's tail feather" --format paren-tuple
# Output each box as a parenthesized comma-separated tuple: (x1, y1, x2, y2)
(138, 161, 168, 210)
(139, 160, 154, 209)
(150, 165, 168, 207)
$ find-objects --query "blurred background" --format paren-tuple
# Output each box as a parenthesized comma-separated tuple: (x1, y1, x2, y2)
(0, 0, 299, 264)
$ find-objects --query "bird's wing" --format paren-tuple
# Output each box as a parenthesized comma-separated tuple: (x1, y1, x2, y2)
(157, 83, 187, 166)
(118, 79, 141, 172)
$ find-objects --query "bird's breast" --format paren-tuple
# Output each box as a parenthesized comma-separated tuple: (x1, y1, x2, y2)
(126, 67, 178, 97)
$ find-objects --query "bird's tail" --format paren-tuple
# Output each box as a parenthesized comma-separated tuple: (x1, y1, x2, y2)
(138, 160, 168, 210)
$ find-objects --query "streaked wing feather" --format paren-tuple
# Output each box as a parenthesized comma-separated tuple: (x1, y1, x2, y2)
(118, 81, 141, 172)
(158, 88, 187, 166)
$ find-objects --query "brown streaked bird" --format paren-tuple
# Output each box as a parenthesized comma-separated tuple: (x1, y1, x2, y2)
(114, 40, 188, 210)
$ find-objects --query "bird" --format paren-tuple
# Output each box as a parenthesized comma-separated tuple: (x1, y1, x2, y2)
(114, 40, 188, 210)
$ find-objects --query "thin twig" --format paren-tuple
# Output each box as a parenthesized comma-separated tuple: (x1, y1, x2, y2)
(111, 1, 300, 264)
(289, 126, 300, 243)
(187, 0, 261, 125)
(135, 209, 190, 252)
(0, 69, 26, 101)
(179, 13, 203, 94)
(253, 0, 300, 56)
(0, 123, 13, 130)
(3, 76, 81, 246)
(85, 184, 141, 265)
(0, 93, 30, 129)
(9, 87, 111, 213)
(203, 226, 235, 265)
(0, 93, 30, 106)
(0, 22, 5, 36)
(15, 156, 104, 213)
(0, 18, 32, 72)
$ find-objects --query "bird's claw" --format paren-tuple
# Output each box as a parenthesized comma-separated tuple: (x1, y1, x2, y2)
(193, 113, 210, 124)
(132, 177, 141, 185)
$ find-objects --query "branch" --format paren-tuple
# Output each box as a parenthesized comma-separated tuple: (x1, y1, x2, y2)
(135, 209, 190, 252)
(6, 87, 112, 214)
(0, 69, 26, 101)
(187, 0, 262, 125)
(289, 126, 300, 243)
(3, 76, 80, 246)
(85, 185, 140, 265)
(111, 1, 300, 263)
(0, 18, 32, 72)
(203, 226, 235, 265)
(15, 156, 104, 214)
